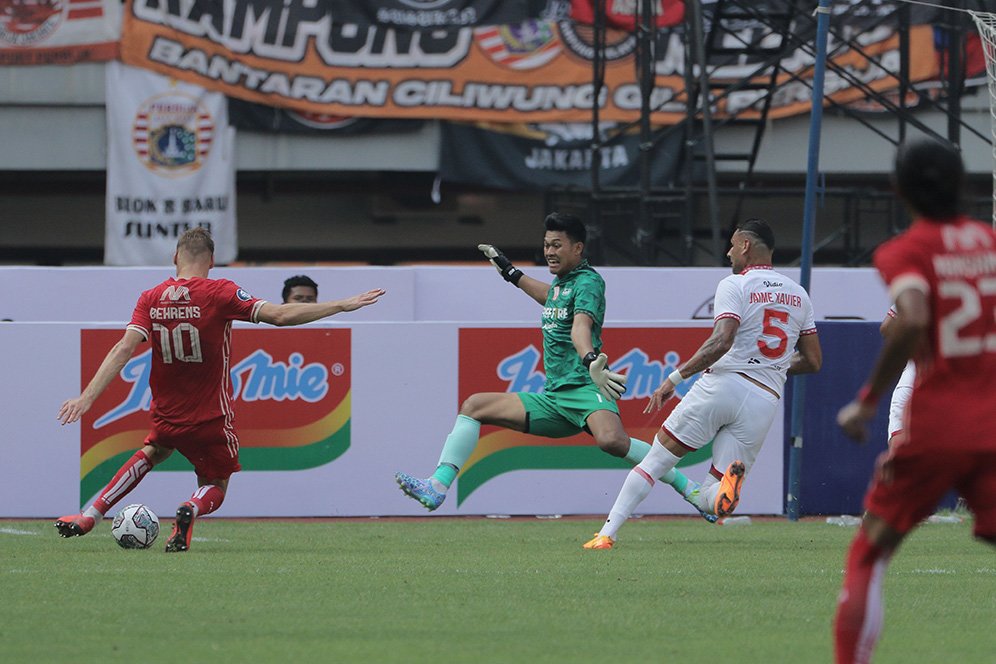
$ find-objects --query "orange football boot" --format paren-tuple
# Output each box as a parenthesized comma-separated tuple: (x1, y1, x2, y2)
(714, 461, 746, 517)
(582, 533, 615, 550)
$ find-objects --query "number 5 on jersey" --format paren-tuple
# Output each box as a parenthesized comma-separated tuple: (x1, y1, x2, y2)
(758, 308, 789, 359)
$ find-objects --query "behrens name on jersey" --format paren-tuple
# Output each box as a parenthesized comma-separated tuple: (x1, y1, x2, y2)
(150, 306, 202, 320)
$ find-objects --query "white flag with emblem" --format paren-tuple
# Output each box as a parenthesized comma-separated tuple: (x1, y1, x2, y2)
(104, 61, 237, 266)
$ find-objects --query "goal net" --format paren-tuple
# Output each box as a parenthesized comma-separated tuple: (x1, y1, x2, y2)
(970, 11, 996, 225)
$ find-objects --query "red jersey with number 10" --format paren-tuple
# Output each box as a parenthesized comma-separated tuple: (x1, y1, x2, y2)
(873, 216, 996, 449)
(127, 277, 266, 429)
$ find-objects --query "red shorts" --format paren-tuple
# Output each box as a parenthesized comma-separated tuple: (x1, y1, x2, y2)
(864, 443, 996, 538)
(144, 417, 241, 481)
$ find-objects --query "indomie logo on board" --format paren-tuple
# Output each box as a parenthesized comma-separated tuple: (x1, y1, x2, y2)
(454, 326, 712, 506)
(78, 328, 353, 507)
(132, 91, 214, 177)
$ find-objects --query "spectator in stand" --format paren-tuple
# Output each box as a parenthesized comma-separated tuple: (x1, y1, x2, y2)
(282, 275, 319, 304)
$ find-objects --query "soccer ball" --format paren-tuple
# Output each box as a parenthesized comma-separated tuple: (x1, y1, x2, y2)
(111, 504, 160, 549)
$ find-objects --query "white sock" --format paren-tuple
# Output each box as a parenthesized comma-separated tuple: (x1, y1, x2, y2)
(639, 439, 682, 480)
(693, 478, 721, 513)
(699, 480, 723, 514)
(600, 440, 682, 540)
(600, 469, 653, 539)
(429, 478, 447, 493)
(83, 505, 103, 522)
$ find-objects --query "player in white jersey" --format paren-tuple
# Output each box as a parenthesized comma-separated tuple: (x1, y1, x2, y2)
(584, 218, 822, 549)
(881, 308, 916, 442)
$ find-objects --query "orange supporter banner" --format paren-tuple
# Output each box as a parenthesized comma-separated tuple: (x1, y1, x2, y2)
(119, 0, 938, 124)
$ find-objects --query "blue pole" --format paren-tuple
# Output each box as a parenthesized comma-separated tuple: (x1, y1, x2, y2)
(787, 0, 831, 522)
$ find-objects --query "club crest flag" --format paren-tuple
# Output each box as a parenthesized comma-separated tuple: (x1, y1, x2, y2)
(104, 61, 237, 266)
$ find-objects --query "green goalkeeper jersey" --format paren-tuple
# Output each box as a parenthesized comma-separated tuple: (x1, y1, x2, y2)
(541, 260, 606, 392)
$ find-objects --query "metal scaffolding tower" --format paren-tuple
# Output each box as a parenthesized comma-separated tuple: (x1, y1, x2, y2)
(550, 0, 992, 267)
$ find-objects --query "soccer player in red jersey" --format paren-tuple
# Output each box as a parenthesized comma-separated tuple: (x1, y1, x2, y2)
(55, 228, 385, 551)
(835, 138, 996, 663)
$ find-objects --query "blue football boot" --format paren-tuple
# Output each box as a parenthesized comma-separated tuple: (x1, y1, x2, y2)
(395, 472, 446, 511)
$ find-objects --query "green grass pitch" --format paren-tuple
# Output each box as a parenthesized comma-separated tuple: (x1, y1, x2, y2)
(2, 517, 993, 662)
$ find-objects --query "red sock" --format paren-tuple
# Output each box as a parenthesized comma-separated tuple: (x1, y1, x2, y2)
(92, 450, 153, 515)
(188, 485, 225, 517)
(834, 529, 892, 664)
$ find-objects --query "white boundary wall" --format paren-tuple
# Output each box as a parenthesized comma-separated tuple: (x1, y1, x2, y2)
(0, 320, 786, 518)
(0, 265, 889, 322)
(0, 266, 888, 518)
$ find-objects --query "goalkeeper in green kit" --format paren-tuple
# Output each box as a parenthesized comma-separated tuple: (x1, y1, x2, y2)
(395, 212, 714, 521)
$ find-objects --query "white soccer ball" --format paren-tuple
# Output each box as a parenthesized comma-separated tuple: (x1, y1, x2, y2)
(111, 504, 160, 549)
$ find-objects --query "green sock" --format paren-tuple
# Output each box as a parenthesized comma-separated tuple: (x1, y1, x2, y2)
(625, 437, 690, 495)
(624, 437, 652, 465)
(660, 468, 691, 496)
(431, 415, 481, 489)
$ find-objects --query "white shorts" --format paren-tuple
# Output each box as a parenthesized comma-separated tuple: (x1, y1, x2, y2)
(662, 371, 780, 477)
(887, 361, 916, 441)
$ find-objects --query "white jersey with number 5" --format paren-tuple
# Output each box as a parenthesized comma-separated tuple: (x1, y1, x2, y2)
(707, 265, 817, 394)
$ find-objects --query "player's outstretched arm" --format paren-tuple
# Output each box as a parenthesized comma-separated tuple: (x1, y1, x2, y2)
(643, 318, 739, 414)
(478, 243, 549, 305)
(58, 329, 144, 425)
(256, 288, 386, 327)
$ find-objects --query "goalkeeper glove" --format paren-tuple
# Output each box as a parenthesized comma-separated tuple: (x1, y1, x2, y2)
(584, 352, 627, 401)
(478, 244, 524, 285)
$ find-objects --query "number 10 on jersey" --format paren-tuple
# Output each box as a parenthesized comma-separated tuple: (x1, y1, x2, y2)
(152, 322, 203, 363)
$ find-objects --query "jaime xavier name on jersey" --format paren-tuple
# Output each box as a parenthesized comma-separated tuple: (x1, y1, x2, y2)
(748, 291, 803, 308)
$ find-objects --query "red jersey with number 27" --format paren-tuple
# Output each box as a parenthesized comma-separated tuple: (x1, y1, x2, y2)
(127, 277, 266, 429)
(873, 216, 996, 450)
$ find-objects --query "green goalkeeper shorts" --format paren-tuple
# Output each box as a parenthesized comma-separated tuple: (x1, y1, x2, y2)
(518, 384, 620, 439)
